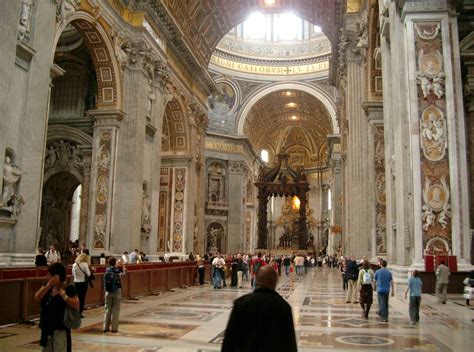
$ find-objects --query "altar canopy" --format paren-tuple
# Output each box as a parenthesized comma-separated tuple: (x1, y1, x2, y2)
(255, 154, 310, 249)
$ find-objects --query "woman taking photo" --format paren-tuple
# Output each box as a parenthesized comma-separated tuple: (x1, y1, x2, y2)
(72, 253, 91, 318)
(34, 262, 79, 352)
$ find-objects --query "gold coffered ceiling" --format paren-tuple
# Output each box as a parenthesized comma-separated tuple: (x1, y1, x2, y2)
(161, 0, 343, 66)
(243, 90, 332, 167)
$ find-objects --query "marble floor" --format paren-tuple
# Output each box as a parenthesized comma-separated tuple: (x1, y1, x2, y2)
(0, 268, 473, 351)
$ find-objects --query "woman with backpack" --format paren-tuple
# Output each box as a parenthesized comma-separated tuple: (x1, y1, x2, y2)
(358, 260, 375, 319)
(103, 257, 126, 333)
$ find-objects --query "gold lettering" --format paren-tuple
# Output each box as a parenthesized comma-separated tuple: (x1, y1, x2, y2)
(209, 55, 329, 75)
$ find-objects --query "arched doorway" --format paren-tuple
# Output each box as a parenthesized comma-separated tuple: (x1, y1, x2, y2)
(40, 170, 81, 253)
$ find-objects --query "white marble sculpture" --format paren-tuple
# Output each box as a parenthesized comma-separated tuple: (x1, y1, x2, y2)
(2, 156, 24, 207)
(18, 0, 34, 41)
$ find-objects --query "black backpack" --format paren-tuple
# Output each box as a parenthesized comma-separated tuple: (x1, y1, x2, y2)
(104, 268, 120, 293)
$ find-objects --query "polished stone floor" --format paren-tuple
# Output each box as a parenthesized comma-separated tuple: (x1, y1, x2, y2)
(0, 267, 473, 351)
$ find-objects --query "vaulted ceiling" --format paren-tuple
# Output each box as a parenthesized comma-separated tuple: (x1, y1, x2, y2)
(161, 0, 344, 66)
(243, 89, 332, 167)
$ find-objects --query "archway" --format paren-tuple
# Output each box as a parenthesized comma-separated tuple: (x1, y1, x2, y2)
(39, 12, 117, 254)
(237, 82, 338, 135)
(39, 171, 81, 255)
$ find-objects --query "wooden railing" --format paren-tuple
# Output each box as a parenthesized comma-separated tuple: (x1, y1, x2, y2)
(0, 262, 210, 325)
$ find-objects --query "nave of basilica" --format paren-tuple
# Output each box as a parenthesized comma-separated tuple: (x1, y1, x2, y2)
(0, 0, 474, 350)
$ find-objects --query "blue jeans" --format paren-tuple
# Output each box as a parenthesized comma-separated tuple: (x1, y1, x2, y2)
(377, 292, 389, 320)
(285, 265, 290, 276)
(409, 296, 421, 323)
(213, 270, 222, 288)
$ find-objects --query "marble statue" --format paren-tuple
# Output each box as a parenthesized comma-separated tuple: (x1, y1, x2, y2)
(432, 72, 445, 99)
(44, 145, 57, 170)
(147, 79, 155, 114)
(18, 0, 34, 41)
(141, 187, 152, 235)
(2, 156, 24, 207)
(56, 0, 79, 23)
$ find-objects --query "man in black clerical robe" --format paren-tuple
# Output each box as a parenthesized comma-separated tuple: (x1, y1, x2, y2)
(221, 265, 297, 352)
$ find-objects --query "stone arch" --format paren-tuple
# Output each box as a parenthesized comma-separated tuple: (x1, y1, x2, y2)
(237, 82, 339, 135)
(162, 98, 190, 154)
(53, 12, 121, 110)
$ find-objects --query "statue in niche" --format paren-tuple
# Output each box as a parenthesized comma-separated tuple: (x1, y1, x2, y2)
(147, 79, 155, 115)
(18, 0, 34, 41)
(2, 156, 25, 207)
(57, 140, 70, 166)
(141, 182, 152, 235)
(45, 145, 58, 170)
(208, 227, 222, 250)
(209, 178, 220, 202)
(69, 145, 84, 168)
(111, 27, 127, 67)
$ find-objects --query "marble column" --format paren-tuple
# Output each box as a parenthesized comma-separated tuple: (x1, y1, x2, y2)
(146, 78, 169, 257)
(364, 102, 386, 260)
(380, 0, 471, 267)
(228, 161, 246, 253)
(78, 150, 91, 245)
(342, 32, 373, 258)
(87, 110, 124, 253)
(193, 119, 207, 255)
(329, 155, 344, 255)
(460, 35, 474, 264)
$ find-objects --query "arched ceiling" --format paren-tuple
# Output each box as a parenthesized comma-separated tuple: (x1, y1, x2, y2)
(161, 0, 344, 65)
(243, 89, 332, 167)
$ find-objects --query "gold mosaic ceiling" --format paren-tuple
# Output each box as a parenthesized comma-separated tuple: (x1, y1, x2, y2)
(243, 90, 332, 167)
(161, 0, 343, 65)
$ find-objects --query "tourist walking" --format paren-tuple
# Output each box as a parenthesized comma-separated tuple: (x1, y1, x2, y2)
(339, 258, 348, 290)
(222, 266, 297, 352)
(212, 254, 225, 289)
(283, 255, 291, 276)
(103, 257, 126, 333)
(462, 271, 474, 306)
(374, 259, 394, 322)
(72, 253, 91, 317)
(358, 260, 374, 319)
(197, 259, 205, 285)
(404, 270, 422, 325)
(236, 254, 244, 288)
(435, 260, 450, 304)
(345, 257, 359, 303)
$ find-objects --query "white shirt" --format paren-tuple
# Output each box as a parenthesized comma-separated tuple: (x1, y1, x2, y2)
(121, 254, 129, 264)
(72, 262, 91, 283)
(46, 250, 61, 264)
(212, 257, 225, 268)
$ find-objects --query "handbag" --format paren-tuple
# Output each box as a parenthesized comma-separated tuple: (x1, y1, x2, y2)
(78, 263, 95, 288)
(64, 305, 82, 329)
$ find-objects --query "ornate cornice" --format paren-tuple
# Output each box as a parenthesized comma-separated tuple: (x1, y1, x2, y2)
(138, 1, 215, 94)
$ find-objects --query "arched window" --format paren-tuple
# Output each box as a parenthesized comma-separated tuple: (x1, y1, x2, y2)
(328, 188, 332, 210)
(261, 149, 269, 163)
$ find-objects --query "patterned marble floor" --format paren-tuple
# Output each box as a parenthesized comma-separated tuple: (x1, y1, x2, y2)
(0, 267, 473, 351)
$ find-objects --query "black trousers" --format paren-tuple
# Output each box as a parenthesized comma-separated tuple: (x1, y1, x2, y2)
(198, 267, 205, 285)
(75, 282, 88, 313)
